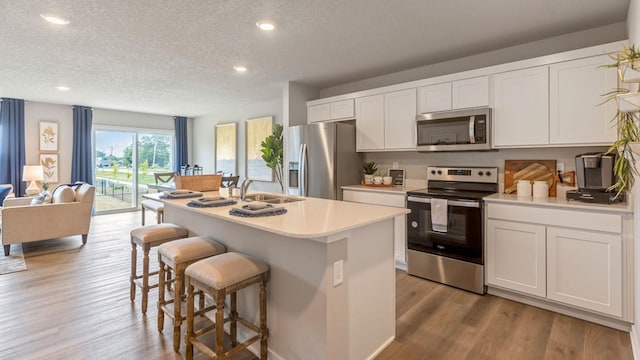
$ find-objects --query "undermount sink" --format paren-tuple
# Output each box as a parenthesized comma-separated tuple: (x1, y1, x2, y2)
(243, 193, 305, 204)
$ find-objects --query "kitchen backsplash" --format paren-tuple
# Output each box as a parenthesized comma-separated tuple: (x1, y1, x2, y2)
(363, 146, 608, 191)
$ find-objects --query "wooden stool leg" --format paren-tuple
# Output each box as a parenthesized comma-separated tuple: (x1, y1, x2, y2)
(141, 206, 146, 226)
(260, 279, 268, 360)
(157, 258, 166, 332)
(156, 209, 162, 224)
(185, 281, 195, 360)
(142, 246, 150, 314)
(130, 241, 137, 301)
(198, 291, 205, 311)
(173, 268, 184, 352)
(215, 293, 226, 358)
(230, 292, 238, 347)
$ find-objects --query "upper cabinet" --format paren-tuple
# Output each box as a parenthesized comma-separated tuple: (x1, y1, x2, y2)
(452, 76, 490, 109)
(417, 77, 489, 114)
(492, 66, 549, 147)
(549, 55, 617, 145)
(308, 99, 355, 123)
(356, 89, 417, 152)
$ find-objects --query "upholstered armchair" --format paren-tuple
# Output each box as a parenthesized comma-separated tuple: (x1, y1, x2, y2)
(1, 183, 95, 256)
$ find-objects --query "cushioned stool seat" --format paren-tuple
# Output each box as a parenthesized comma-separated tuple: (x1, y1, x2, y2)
(141, 199, 164, 225)
(157, 236, 226, 352)
(130, 223, 189, 314)
(185, 252, 270, 360)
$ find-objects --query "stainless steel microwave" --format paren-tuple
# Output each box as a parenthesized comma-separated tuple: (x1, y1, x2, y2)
(416, 107, 491, 152)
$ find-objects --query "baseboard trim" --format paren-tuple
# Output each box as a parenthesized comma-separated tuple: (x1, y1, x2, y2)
(394, 260, 407, 271)
(631, 325, 640, 360)
(488, 286, 632, 332)
(366, 336, 395, 360)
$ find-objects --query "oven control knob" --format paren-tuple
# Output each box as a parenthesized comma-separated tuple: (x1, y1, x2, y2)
(437, 170, 442, 175)
(411, 221, 418, 228)
(431, 170, 436, 175)
(486, 171, 492, 176)
(478, 171, 484, 176)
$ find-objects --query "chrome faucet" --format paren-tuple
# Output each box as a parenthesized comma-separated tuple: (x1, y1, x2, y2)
(240, 178, 253, 200)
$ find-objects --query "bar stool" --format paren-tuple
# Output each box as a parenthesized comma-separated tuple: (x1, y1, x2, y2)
(157, 236, 227, 352)
(185, 252, 269, 360)
(130, 223, 189, 314)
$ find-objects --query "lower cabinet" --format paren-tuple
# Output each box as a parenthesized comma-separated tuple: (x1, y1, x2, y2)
(485, 202, 625, 318)
(342, 189, 407, 266)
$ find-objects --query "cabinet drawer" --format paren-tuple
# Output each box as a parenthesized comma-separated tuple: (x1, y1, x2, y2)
(486, 203, 621, 233)
(343, 190, 405, 208)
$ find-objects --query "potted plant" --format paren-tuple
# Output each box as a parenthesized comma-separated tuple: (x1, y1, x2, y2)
(602, 44, 640, 199)
(362, 161, 378, 184)
(261, 123, 284, 193)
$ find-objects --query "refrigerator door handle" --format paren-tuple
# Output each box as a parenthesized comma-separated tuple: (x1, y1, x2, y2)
(299, 143, 308, 196)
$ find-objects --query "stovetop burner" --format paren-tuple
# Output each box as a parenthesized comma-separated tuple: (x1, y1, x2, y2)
(408, 166, 499, 200)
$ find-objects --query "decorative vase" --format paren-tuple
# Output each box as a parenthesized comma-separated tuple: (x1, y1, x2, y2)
(363, 174, 374, 184)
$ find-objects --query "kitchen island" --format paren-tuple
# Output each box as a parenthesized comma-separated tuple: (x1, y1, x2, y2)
(147, 192, 409, 360)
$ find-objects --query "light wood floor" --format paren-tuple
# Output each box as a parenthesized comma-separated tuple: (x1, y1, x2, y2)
(0, 212, 633, 360)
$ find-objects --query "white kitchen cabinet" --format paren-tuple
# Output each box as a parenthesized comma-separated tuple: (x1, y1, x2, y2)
(486, 219, 546, 297)
(356, 89, 416, 152)
(547, 227, 622, 317)
(485, 200, 628, 321)
(492, 66, 549, 147)
(308, 99, 355, 123)
(452, 76, 489, 109)
(384, 88, 417, 150)
(417, 82, 452, 114)
(549, 55, 617, 145)
(342, 189, 407, 266)
(355, 94, 385, 151)
(308, 103, 331, 123)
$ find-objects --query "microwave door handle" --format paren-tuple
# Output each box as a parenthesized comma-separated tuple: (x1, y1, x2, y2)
(469, 116, 475, 144)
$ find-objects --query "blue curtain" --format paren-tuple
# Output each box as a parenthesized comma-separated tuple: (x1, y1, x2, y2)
(0, 98, 26, 195)
(71, 106, 93, 184)
(174, 116, 188, 172)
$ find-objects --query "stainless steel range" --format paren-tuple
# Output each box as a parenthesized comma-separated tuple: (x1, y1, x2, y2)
(406, 166, 498, 294)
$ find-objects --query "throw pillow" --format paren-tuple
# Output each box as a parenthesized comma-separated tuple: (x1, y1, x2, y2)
(52, 186, 75, 203)
(30, 191, 52, 205)
(0, 187, 10, 205)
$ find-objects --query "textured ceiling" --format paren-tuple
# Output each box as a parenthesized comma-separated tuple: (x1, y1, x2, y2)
(0, 0, 630, 117)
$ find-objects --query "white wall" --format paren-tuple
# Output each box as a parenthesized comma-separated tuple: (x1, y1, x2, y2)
(629, 0, 640, 46)
(23, 101, 190, 188)
(320, 22, 627, 98)
(192, 98, 283, 193)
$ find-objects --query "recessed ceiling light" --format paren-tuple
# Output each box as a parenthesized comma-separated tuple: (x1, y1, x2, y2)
(40, 13, 70, 25)
(233, 66, 247, 72)
(256, 20, 276, 31)
(56, 86, 70, 91)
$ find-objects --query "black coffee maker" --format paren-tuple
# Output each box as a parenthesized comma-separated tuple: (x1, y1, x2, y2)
(566, 152, 620, 203)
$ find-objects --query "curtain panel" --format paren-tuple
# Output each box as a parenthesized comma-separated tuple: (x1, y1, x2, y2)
(71, 105, 93, 184)
(0, 98, 26, 195)
(174, 116, 188, 172)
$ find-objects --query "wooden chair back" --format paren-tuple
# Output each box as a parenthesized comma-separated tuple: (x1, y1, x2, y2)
(220, 176, 240, 188)
(154, 172, 177, 185)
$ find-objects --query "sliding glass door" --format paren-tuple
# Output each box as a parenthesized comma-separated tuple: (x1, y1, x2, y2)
(94, 127, 173, 214)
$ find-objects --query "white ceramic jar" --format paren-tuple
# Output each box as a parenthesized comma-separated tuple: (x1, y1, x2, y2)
(532, 181, 549, 198)
(516, 180, 532, 197)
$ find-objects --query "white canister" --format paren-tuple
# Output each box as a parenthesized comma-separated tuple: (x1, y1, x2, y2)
(532, 181, 549, 198)
(516, 180, 532, 197)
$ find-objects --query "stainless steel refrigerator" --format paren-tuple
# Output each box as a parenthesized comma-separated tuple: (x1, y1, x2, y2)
(287, 122, 362, 200)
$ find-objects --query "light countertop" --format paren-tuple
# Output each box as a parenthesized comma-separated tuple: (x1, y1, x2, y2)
(145, 192, 410, 242)
(342, 184, 424, 194)
(484, 193, 633, 214)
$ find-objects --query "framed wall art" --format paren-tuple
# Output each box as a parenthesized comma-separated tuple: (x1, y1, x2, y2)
(215, 123, 237, 176)
(245, 116, 274, 181)
(40, 153, 59, 183)
(39, 121, 59, 152)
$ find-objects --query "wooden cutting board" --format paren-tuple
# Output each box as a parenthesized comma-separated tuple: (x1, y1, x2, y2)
(504, 160, 557, 196)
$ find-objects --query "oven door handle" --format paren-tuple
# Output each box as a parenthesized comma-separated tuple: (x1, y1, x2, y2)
(407, 196, 480, 208)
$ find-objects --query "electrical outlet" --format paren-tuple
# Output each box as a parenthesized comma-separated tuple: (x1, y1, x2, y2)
(557, 162, 565, 173)
(333, 260, 343, 286)
(392, 162, 399, 169)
